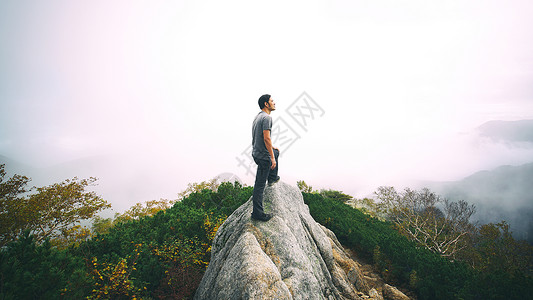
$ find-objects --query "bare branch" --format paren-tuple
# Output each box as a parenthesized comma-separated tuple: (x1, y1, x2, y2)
(376, 186, 476, 259)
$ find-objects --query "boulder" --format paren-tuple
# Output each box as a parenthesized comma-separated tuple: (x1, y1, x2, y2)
(369, 288, 384, 300)
(194, 182, 400, 299)
(382, 284, 410, 300)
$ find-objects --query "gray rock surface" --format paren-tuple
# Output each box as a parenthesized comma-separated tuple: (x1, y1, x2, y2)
(382, 284, 410, 300)
(369, 288, 384, 300)
(194, 182, 393, 299)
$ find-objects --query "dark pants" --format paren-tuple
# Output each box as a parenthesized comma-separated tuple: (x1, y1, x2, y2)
(252, 149, 279, 216)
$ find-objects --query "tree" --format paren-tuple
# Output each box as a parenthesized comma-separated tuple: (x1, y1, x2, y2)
(297, 180, 314, 193)
(0, 164, 110, 247)
(91, 215, 115, 235)
(320, 189, 353, 203)
(474, 221, 533, 275)
(114, 198, 174, 223)
(52, 224, 93, 249)
(351, 198, 382, 219)
(177, 178, 219, 200)
(0, 232, 90, 299)
(375, 186, 476, 259)
(26, 177, 110, 244)
(0, 164, 32, 246)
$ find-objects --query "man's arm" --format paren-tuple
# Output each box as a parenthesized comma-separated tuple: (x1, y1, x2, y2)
(263, 130, 276, 170)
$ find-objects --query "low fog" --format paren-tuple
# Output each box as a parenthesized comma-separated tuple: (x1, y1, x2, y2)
(1, 0, 533, 235)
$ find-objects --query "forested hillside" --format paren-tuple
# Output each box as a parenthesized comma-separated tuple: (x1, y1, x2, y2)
(1, 165, 532, 299)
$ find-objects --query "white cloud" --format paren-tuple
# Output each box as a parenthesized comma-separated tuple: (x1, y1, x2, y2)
(1, 0, 532, 208)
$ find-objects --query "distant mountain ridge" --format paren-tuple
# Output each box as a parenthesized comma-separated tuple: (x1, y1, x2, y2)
(477, 119, 533, 144)
(446, 163, 533, 206)
(426, 162, 533, 243)
(0, 155, 35, 174)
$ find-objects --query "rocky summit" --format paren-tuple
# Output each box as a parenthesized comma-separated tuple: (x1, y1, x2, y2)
(194, 181, 410, 300)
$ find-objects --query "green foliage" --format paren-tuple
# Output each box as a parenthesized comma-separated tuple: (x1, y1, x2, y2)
(351, 197, 382, 219)
(0, 164, 111, 248)
(91, 216, 115, 236)
(0, 175, 252, 299)
(151, 238, 211, 299)
(409, 269, 419, 290)
(319, 189, 353, 203)
(474, 221, 533, 275)
(87, 244, 144, 299)
(114, 198, 175, 224)
(27, 177, 111, 242)
(0, 232, 90, 299)
(74, 181, 252, 298)
(51, 224, 93, 250)
(302, 191, 533, 300)
(177, 178, 220, 201)
(0, 164, 33, 247)
(296, 180, 314, 193)
(371, 186, 533, 280)
(375, 186, 476, 259)
(2, 170, 531, 299)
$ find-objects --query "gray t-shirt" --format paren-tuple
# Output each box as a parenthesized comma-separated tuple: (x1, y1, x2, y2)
(252, 111, 273, 161)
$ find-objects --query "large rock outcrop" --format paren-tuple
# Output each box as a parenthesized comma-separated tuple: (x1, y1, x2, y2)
(194, 182, 409, 300)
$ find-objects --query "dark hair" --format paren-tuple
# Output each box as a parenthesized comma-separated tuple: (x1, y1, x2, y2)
(258, 94, 271, 109)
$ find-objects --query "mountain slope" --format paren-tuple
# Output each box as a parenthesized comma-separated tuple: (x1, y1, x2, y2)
(477, 119, 533, 144)
(428, 163, 533, 243)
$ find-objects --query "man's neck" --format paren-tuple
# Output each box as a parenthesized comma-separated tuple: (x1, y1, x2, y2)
(262, 107, 272, 115)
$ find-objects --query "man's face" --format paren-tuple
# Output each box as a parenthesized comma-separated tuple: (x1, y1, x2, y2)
(266, 98, 276, 111)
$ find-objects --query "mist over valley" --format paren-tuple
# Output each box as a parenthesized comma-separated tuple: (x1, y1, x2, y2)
(2, 119, 532, 243)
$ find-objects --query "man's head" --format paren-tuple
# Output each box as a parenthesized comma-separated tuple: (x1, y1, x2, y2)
(258, 94, 276, 112)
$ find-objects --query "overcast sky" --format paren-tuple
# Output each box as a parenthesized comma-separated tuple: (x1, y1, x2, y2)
(1, 0, 533, 210)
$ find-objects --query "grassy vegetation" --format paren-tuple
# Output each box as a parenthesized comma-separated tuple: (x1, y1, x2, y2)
(1, 179, 531, 299)
(303, 191, 533, 300)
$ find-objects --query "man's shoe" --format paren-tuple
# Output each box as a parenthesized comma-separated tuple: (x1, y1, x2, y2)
(251, 213, 272, 221)
(268, 176, 280, 186)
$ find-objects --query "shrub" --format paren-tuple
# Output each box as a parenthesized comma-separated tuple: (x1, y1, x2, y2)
(0, 232, 90, 299)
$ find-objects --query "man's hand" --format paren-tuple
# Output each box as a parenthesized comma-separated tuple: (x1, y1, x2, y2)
(271, 147, 279, 169)
(271, 158, 276, 170)
(264, 130, 277, 169)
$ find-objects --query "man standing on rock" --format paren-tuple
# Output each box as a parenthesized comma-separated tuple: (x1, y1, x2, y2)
(251, 94, 280, 221)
